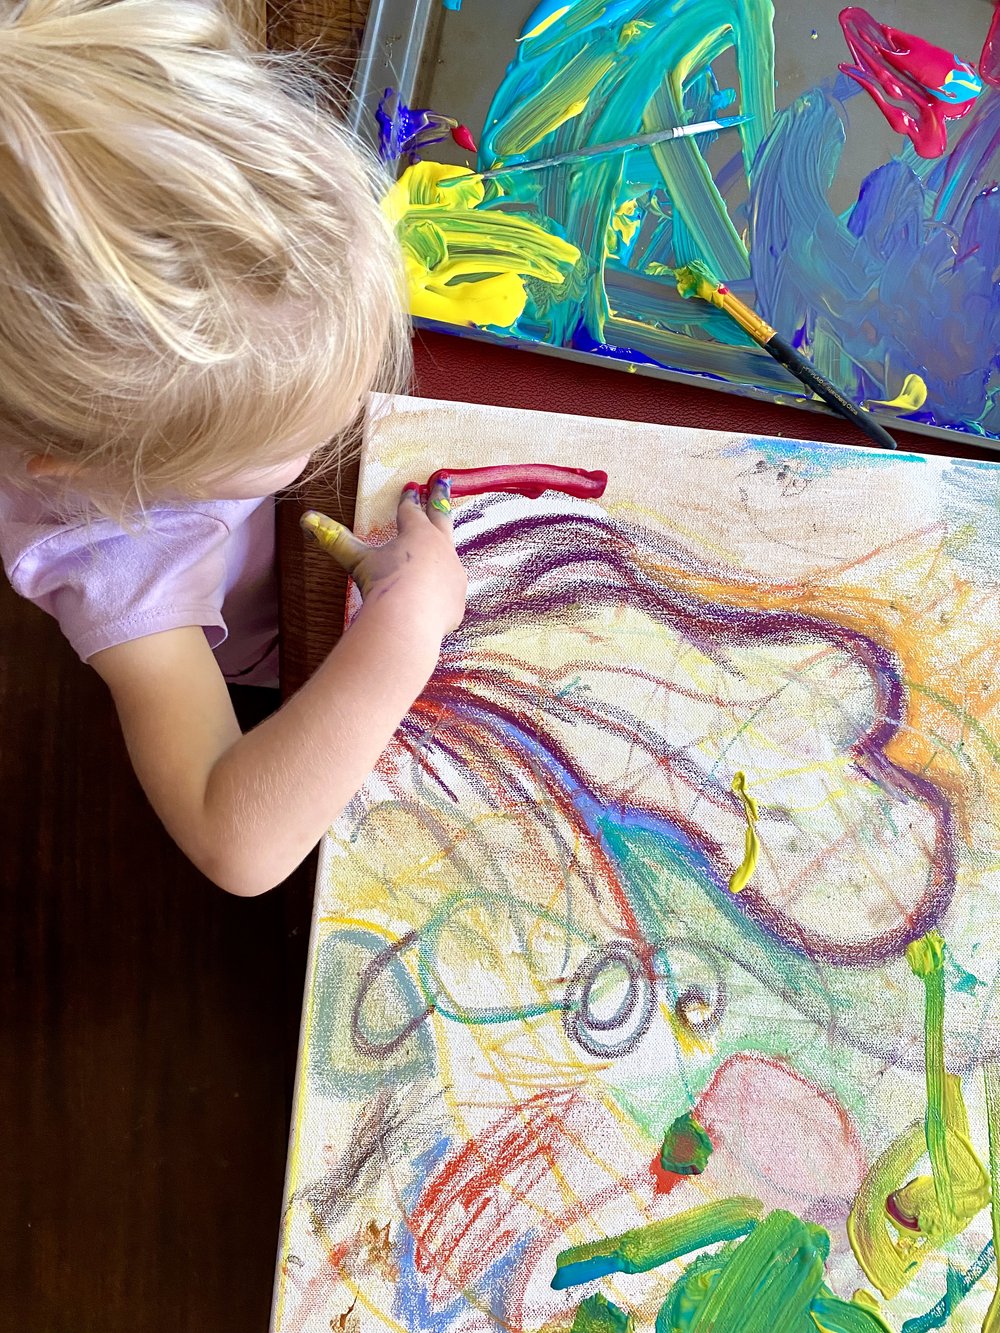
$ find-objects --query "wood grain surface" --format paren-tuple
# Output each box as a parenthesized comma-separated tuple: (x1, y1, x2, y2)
(0, 3, 367, 1331)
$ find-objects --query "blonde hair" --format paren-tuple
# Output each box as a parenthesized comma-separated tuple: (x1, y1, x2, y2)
(0, 0, 410, 517)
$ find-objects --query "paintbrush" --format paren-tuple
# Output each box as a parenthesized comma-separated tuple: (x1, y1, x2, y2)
(443, 116, 751, 183)
(675, 260, 898, 451)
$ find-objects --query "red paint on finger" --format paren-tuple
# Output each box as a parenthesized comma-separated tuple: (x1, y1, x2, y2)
(410, 464, 608, 505)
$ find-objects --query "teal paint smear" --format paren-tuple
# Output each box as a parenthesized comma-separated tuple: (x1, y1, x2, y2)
(552, 1197, 763, 1289)
(810, 1291, 893, 1332)
(653, 1211, 836, 1333)
(900, 1241, 994, 1333)
(479, 0, 775, 345)
(572, 1293, 635, 1333)
(733, 437, 928, 474)
(442, 0, 462, 9)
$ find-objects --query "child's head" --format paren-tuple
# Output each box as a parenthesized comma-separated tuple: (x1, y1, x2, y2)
(0, 0, 410, 516)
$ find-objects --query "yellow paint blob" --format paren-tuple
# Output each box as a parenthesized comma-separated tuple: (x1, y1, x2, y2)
(727, 770, 760, 894)
(867, 373, 929, 413)
(383, 161, 580, 329)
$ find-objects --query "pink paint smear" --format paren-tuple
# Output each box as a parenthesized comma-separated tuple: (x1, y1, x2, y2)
(839, 7, 984, 158)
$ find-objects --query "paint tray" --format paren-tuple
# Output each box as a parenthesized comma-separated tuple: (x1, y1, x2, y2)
(350, 0, 1000, 445)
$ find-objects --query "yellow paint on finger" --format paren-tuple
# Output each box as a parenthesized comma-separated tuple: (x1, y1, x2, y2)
(867, 373, 928, 412)
(300, 509, 348, 552)
(431, 495, 452, 513)
(727, 770, 760, 894)
(300, 509, 364, 572)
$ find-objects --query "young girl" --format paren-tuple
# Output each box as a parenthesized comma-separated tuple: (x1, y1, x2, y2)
(0, 0, 467, 895)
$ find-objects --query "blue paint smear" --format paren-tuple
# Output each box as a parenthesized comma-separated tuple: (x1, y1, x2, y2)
(442, 0, 462, 9)
(900, 1241, 994, 1333)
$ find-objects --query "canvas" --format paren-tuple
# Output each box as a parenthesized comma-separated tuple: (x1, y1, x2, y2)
(380, 0, 1000, 442)
(272, 395, 1000, 1333)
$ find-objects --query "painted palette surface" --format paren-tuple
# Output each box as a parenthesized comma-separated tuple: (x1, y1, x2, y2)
(272, 395, 1000, 1333)
(378, 0, 1000, 443)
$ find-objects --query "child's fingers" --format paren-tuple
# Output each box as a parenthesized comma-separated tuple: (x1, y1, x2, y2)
(426, 476, 453, 533)
(300, 510, 369, 574)
(396, 483, 425, 531)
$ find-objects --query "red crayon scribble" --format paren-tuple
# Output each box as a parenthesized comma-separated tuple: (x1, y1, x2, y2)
(451, 123, 478, 152)
(409, 1088, 580, 1302)
(412, 464, 608, 505)
(839, 7, 983, 158)
(982, 2, 1000, 88)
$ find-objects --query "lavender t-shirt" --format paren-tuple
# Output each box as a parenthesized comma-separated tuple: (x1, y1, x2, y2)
(0, 485, 279, 687)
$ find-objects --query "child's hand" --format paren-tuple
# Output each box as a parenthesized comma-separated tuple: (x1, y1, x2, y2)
(301, 477, 466, 639)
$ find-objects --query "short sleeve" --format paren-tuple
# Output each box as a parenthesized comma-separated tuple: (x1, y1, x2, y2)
(3, 509, 231, 662)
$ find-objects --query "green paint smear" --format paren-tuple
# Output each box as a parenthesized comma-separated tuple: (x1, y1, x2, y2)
(983, 1061, 1000, 1333)
(653, 1210, 891, 1333)
(572, 1293, 635, 1333)
(660, 1111, 713, 1175)
(907, 932, 958, 1231)
(552, 1196, 763, 1289)
(848, 931, 989, 1298)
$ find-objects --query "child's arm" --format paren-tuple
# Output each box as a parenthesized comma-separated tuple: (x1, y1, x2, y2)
(90, 484, 466, 896)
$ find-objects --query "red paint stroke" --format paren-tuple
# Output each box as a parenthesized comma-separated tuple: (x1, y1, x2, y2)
(411, 464, 608, 505)
(982, 3, 1000, 88)
(885, 1188, 921, 1231)
(451, 123, 478, 152)
(649, 1156, 687, 1196)
(409, 1088, 580, 1302)
(839, 7, 982, 158)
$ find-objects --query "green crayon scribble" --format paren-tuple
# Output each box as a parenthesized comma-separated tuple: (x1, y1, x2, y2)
(572, 1293, 634, 1333)
(659, 1110, 713, 1176)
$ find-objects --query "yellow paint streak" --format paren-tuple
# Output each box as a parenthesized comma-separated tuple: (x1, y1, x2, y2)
(520, 5, 570, 40)
(727, 770, 760, 893)
(867, 373, 929, 413)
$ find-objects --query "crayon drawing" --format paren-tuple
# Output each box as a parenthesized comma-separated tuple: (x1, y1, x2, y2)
(382, 1, 1000, 441)
(272, 396, 1000, 1332)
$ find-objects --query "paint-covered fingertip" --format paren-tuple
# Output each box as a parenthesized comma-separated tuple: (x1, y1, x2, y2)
(300, 509, 331, 536)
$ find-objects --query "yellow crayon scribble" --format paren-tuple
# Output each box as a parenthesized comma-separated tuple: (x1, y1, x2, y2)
(727, 770, 760, 894)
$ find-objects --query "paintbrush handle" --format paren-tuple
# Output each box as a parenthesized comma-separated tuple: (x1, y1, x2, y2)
(764, 335, 898, 451)
(473, 118, 743, 180)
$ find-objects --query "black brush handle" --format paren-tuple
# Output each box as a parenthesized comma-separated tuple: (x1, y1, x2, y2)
(765, 334, 898, 450)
